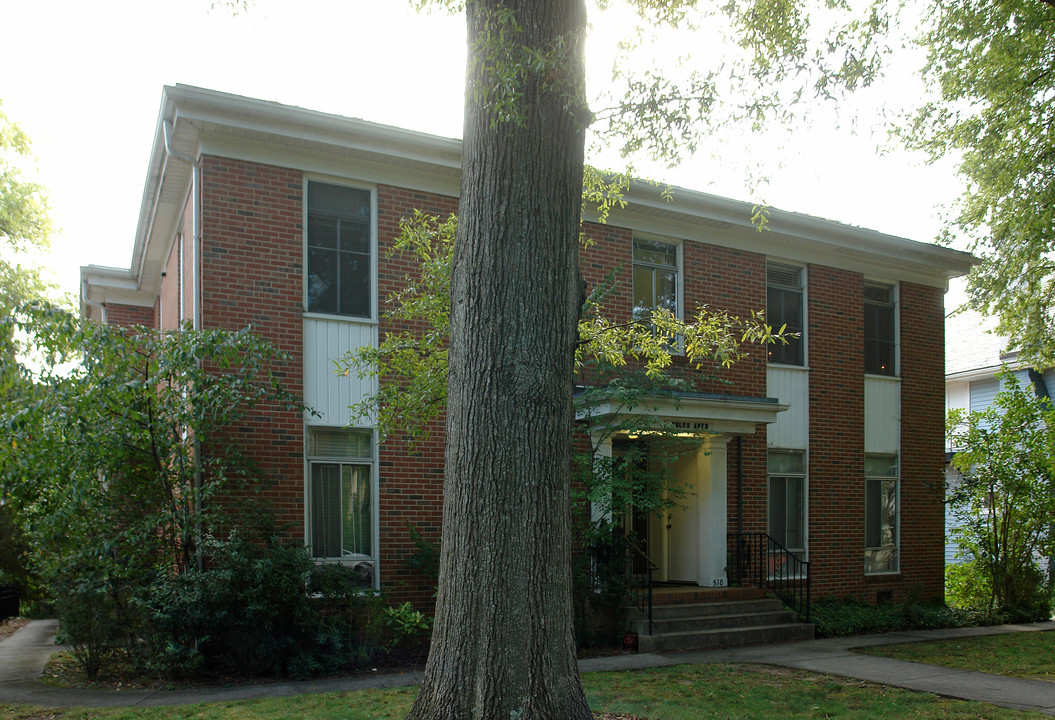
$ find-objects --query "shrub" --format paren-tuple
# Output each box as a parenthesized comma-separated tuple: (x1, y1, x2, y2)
(810, 597, 972, 638)
(54, 576, 138, 680)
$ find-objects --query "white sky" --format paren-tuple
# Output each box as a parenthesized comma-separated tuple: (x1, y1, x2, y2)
(1, 0, 968, 306)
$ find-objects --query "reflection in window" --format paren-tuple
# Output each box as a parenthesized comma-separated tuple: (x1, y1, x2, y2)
(306, 183, 371, 318)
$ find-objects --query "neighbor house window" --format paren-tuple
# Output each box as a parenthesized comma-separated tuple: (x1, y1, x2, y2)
(768, 450, 806, 560)
(306, 182, 372, 318)
(766, 262, 804, 366)
(632, 239, 678, 325)
(865, 454, 899, 574)
(306, 427, 375, 585)
(864, 283, 896, 376)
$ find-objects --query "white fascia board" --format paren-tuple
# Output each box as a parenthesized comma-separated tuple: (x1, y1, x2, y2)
(945, 362, 1023, 383)
(579, 393, 788, 436)
(605, 182, 977, 289)
(196, 132, 461, 199)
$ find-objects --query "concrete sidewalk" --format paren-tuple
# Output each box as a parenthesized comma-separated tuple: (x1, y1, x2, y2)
(1, 619, 1053, 712)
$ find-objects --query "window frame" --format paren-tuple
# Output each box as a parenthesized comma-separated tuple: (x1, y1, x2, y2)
(304, 426, 380, 588)
(303, 179, 378, 322)
(864, 453, 900, 575)
(864, 281, 898, 377)
(631, 236, 682, 327)
(767, 449, 808, 561)
(766, 262, 806, 367)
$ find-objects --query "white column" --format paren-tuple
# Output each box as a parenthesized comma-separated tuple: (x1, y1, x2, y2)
(590, 434, 613, 525)
(697, 435, 731, 587)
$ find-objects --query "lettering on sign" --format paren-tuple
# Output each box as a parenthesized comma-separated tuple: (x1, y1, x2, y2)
(672, 421, 710, 431)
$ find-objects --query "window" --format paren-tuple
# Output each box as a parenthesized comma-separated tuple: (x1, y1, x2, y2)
(768, 450, 806, 559)
(865, 454, 899, 574)
(766, 263, 804, 366)
(306, 182, 372, 318)
(306, 427, 375, 585)
(632, 239, 678, 324)
(864, 283, 896, 376)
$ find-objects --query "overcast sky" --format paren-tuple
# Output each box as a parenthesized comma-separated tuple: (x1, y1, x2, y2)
(2, 0, 967, 305)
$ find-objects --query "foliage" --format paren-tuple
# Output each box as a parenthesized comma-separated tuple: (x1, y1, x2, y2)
(343, 210, 784, 445)
(904, 1, 1055, 365)
(944, 560, 993, 615)
(0, 308, 391, 680)
(810, 596, 973, 638)
(382, 602, 433, 646)
(404, 523, 440, 582)
(946, 370, 1055, 618)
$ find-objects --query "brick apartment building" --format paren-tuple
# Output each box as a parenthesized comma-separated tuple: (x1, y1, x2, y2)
(81, 85, 974, 611)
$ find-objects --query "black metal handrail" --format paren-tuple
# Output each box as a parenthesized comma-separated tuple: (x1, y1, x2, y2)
(623, 534, 655, 633)
(728, 532, 811, 621)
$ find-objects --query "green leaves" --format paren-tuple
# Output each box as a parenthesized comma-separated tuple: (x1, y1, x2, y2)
(905, 0, 1055, 364)
(946, 369, 1055, 615)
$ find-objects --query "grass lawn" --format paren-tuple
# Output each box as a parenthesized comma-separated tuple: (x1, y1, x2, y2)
(0, 663, 1047, 720)
(857, 629, 1055, 682)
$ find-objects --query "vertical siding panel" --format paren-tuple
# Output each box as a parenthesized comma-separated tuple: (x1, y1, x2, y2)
(304, 317, 377, 426)
(864, 377, 901, 454)
(767, 367, 808, 449)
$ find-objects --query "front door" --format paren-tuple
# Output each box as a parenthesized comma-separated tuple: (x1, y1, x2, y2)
(664, 449, 700, 582)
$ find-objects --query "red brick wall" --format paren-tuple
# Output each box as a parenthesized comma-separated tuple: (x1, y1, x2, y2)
(105, 303, 156, 328)
(184, 154, 946, 607)
(806, 265, 866, 598)
(374, 185, 458, 606)
(198, 155, 306, 534)
(892, 282, 946, 601)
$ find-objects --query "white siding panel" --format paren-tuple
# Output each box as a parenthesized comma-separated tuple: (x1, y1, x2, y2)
(304, 318, 378, 427)
(865, 376, 900, 454)
(766, 367, 808, 449)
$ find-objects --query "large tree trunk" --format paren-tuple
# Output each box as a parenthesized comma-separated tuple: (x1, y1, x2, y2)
(406, 1, 591, 719)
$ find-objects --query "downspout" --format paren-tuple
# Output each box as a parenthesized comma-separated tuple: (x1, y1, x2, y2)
(81, 281, 106, 324)
(162, 118, 204, 572)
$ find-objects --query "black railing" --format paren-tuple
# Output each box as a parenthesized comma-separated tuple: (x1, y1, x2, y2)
(623, 534, 655, 633)
(728, 532, 811, 621)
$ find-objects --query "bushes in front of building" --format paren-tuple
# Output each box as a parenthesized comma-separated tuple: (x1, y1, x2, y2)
(810, 595, 975, 638)
(1, 308, 399, 681)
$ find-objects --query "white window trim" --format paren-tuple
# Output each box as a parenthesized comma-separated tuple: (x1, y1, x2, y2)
(766, 260, 808, 369)
(766, 449, 809, 562)
(864, 454, 901, 576)
(304, 424, 381, 589)
(302, 178, 379, 322)
(863, 279, 900, 379)
(632, 235, 684, 322)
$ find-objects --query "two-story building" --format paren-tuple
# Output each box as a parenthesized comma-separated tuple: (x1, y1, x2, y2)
(82, 85, 974, 612)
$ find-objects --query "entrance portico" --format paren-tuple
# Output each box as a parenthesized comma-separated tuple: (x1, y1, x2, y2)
(580, 391, 787, 589)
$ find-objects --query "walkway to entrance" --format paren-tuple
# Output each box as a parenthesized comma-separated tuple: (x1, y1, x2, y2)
(2, 619, 1054, 713)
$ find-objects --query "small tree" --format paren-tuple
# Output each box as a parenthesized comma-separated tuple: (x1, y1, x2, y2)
(947, 370, 1055, 618)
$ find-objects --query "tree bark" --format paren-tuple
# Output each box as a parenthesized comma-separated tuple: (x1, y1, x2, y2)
(407, 1, 591, 719)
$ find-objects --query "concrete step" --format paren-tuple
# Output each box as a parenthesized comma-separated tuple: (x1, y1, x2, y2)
(630, 608, 799, 636)
(646, 597, 786, 620)
(637, 621, 816, 653)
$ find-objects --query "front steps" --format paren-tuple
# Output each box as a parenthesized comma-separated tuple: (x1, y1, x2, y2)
(626, 587, 815, 653)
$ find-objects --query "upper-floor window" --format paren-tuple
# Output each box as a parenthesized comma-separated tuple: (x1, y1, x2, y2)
(864, 282, 896, 376)
(767, 262, 804, 366)
(306, 182, 372, 318)
(632, 238, 679, 327)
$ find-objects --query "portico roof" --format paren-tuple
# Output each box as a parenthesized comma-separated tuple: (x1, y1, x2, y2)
(575, 389, 788, 437)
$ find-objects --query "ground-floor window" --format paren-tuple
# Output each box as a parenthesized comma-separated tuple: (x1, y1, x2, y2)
(306, 427, 376, 586)
(768, 449, 806, 560)
(865, 453, 899, 574)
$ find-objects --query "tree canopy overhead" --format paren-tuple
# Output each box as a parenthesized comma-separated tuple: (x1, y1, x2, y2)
(905, 1, 1055, 364)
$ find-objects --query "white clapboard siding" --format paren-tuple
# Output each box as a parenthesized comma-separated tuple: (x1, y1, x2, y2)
(303, 317, 378, 427)
(864, 376, 900, 454)
(767, 366, 808, 449)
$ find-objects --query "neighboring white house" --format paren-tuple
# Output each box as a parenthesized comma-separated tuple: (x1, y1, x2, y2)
(944, 310, 1055, 565)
